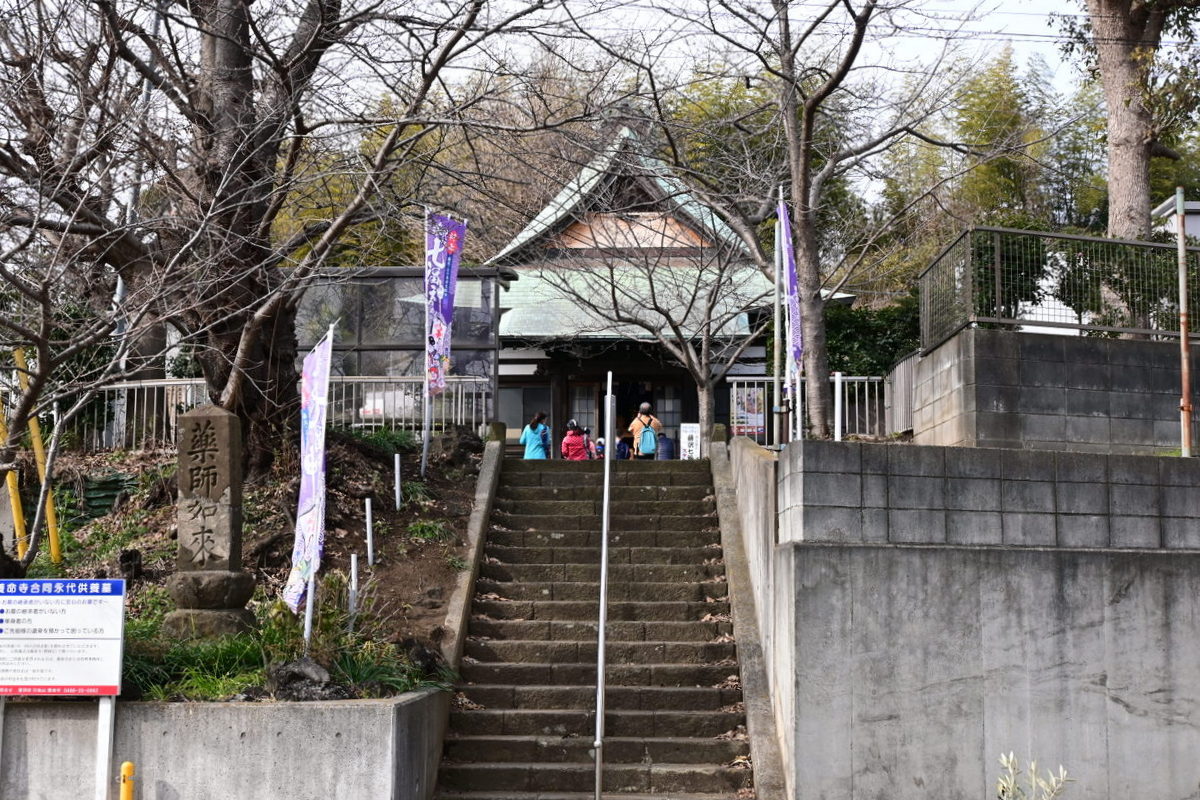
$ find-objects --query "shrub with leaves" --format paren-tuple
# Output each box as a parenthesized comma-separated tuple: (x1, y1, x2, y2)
(996, 752, 1070, 800)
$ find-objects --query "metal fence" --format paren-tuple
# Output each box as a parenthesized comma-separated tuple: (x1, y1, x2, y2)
(884, 351, 919, 435)
(729, 374, 885, 445)
(62, 376, 492, 451)
(919, 226, 1200, 351)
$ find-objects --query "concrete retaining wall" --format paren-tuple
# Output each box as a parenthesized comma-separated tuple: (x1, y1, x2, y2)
(1, 688, 446, 800)
(781, 439, 1200, 548)
(789, 544, 1200, 800)
(913, 328, 1200, 453)
(727, 435, 1200, 800)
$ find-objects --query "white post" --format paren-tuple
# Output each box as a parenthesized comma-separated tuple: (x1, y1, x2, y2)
(94, 696, 116, 800)
(833, 372, 844, 442)
(302, 572, 316, 649)
(394, 453, 403, 510)
(365, 498, 375, 566)
(349, 554, 359, 634)
(1177, 186, 1192, 458)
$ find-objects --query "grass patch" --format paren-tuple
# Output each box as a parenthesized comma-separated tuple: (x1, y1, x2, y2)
(350, 427, 418, 454)
(407, 519, 452, 541)
(121, 570, 443, 701)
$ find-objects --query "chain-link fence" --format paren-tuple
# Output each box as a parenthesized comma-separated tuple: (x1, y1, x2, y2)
(919, 227, 1200, 351)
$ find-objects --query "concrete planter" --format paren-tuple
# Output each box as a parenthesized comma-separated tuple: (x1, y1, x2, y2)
(1, 688, 448, 800)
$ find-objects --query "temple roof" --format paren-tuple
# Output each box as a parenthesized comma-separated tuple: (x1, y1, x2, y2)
(487, 127, 745, 265)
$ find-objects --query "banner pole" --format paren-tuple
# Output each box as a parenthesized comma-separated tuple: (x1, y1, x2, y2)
(773, 198, 783, 448)
(421, 211, 432, 478)
(303, 572, 316, 650)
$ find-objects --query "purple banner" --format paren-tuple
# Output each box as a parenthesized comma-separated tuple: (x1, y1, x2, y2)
(778, 198, 803, 369)
(283, 328, 334, 612)
(426, 212, 468, 396)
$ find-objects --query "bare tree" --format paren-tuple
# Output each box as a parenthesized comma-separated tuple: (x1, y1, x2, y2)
(0, 0, 597, 474)
(530, 192, 771, 451)
(591, 0, 977, 436)
(0, 231, 173, 569)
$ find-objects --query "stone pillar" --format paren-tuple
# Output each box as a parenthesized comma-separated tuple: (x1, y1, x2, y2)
(164, 405, 255, 638)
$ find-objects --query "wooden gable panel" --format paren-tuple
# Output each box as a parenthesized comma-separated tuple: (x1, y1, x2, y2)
(550, 212, 710, 250)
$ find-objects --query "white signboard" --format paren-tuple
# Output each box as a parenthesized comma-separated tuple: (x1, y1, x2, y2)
(679, 423, 701, 460)
(0, 579, 125, 696)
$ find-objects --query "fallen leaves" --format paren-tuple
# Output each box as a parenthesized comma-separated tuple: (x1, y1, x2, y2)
(713, 674, 741, 690)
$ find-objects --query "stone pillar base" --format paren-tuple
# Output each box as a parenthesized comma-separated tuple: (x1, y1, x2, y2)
(167, 570, 255, 609)
(163, 608, 255, 639)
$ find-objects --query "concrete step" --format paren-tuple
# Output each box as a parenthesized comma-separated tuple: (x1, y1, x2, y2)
(480, 563, 724, 584)
(437, 762, 752, 794)
(500, 471, 712, 489)
(475, 579, 727, 602)
(436, 792, 737, 800)
(492, 513, 716, 532)
(502, 460, 711, 474)
(497, 486, 713, 503)
(473, 599, 729, 622)
(467, 619, 732, 642)
(487, 530, 720, 549)
(443, 735, 749, 765)
(485, 545, 718, 565)
(493, 498, 715, 517)
(448, 708, 746, 738)
(459, 663, 741, 688)
(463, 639, 737, 665)
(457, 685, 741, 711)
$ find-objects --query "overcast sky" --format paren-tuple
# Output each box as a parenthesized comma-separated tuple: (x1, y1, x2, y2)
(922, 0, 1083, 90)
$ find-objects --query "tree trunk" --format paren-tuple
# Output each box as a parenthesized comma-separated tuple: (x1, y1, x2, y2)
(697, 380, 713, 458)
(1086, 0, 1167, 240)
(195, 298, 300, 480)
(794, 224, 831, 437)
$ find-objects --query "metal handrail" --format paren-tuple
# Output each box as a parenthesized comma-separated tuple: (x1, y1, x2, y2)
(593, 371, 615, 799)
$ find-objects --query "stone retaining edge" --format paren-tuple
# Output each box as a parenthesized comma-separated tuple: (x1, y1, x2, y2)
(709, 434, 787, 800)
(439, 433, 505, 671)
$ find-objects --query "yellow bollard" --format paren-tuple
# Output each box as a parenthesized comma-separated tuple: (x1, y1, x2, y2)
(119, 761, 135, 800)
(12, 349, 61, 563)
(0, 412, 28, 558)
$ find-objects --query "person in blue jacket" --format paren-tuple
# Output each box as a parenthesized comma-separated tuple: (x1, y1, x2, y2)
(519, 411, 550, 459)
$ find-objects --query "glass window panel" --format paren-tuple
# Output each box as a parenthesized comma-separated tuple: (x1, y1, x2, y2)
(296, 282, 349, 348)
(450, 278, 495, 343)
(360, 350, 422, 377)
(361, 278, 425, 346)
(451, 349, 494, 379)
(570, 384, 597, 433)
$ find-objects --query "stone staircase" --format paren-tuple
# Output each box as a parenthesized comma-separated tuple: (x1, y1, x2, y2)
(436, 459, 754, 800)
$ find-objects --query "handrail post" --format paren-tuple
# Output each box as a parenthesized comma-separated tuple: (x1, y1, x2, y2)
(594, 371, 614, 800)
(833, 371, 844, 441)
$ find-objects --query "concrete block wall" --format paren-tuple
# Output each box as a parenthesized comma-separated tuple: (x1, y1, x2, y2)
(780, 439, 1200, 548)
(913, 328, 1200, 453)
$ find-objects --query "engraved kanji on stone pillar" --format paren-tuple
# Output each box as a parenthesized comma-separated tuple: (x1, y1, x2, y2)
(166, 405, 254, 638)
(176, 406, 242, 572)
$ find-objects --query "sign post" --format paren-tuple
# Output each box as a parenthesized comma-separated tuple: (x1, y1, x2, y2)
(0, 578, 126, 800)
